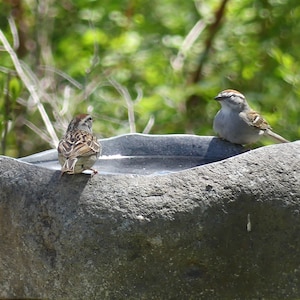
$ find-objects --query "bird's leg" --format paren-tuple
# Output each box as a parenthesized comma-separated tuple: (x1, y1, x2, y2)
(90, 168, 98, 177)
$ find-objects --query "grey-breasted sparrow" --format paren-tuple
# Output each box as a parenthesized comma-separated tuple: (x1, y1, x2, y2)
(213, 89, 289, 145)
(57, 114, 101, 175)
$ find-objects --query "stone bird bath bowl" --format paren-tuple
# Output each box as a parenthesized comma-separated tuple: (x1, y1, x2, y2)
(1, 134, 299, 299)
(19, 133, 244, 175)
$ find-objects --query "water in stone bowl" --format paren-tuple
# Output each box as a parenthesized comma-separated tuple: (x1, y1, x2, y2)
(19, 134, 244, 175)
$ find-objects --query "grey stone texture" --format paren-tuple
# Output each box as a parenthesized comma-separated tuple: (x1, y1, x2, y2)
(0, 135, 299, 299)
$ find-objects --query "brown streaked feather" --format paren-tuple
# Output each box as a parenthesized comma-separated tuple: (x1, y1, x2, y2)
(246, 110, 271, 130)
(57, 114, 101, 175)
(61, 157, 78, 174)
(58, 130, 101, 159)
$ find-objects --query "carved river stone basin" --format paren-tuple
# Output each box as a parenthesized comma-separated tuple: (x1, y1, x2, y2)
(19, 134, 244, 175)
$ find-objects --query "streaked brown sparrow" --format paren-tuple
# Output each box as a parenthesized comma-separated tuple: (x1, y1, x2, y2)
(57, 114, 101, 175)
(213, 89, 289, 145)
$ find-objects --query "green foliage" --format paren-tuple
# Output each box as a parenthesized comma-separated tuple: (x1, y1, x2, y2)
(0, 0, 299, 156)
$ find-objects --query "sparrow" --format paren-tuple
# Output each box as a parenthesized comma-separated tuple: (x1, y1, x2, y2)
(213, 89, 289, 145)
(57, 114, 101, 175)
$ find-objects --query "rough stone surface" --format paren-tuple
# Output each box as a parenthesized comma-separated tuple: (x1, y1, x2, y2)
(0, 139, 300, 299)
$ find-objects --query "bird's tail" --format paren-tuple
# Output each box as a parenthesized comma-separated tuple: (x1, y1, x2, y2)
(61, 158, 78, 175)
(265, 129, 289, 143)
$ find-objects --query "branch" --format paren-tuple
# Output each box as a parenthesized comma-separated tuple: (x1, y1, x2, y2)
(108, 78, 136, 133)
(171, 20, 206, 71)
(0, 29, 59, 148)
(188, 0, 230, 84)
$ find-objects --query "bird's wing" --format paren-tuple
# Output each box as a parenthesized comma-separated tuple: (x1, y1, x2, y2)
(244, 110, 271, 130)
(58, 130, 101, 158)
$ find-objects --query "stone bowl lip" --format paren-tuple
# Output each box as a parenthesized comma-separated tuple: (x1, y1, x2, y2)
(3, 134, 297, 176)
(18, 133, 244, 161)
(102, 132, 216, 141)
(13, 133, 245, 176)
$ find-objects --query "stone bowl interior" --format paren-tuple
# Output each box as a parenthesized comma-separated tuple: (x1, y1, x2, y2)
(19, 133, 244, 175)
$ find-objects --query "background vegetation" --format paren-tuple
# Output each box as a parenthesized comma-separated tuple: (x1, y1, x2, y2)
(0, 0, 299, 157)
